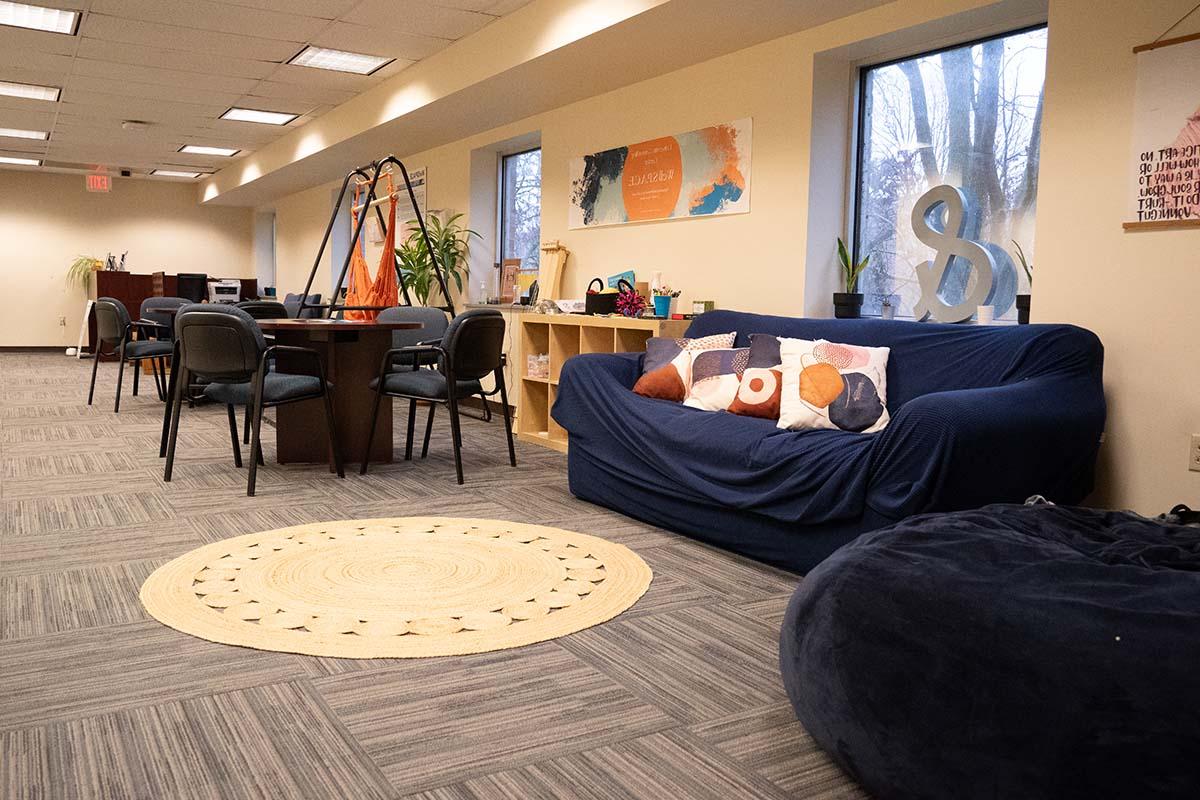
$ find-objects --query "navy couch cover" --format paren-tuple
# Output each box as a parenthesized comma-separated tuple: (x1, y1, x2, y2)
(551, 310, 1105, 572)
(780, 504, 1200, 798)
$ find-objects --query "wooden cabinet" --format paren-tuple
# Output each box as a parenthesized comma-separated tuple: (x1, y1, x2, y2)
(517, 314, 689, 452)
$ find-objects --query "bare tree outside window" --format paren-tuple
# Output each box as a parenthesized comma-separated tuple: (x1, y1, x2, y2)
(854, 27, 1046, 319)
(501, 149, 542, 272)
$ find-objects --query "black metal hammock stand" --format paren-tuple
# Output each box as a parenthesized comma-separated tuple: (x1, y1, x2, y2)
(297, 155, 456, 319)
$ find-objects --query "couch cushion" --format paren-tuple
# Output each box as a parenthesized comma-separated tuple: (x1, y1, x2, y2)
(633, 332, 735, 402)
(778, 339, 891, 434)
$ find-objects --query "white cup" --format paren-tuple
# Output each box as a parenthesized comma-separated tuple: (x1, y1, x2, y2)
(976, 305, 994, 325)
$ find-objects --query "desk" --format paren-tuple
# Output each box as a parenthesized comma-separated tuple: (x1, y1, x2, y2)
(256, 319, 420, 465)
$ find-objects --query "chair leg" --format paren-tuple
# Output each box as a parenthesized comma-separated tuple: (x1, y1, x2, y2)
(360, 386, 384, 475)
(226, 404, 243, 468)
(497, 370, 517, 468)
(132, 358, 140, 396)
(247, 376, 266, 497)
(114, 344, 126, 413)
(404, 399, 417, 461)
(163, 367, 187, 482)
(159, 344, 179, 458)
(479, 394, 492, 422)
(87, 345, 102, 405)
(148, 358, 159, 400)
(421, 403, 436, 458)
(152, 358, 165, 401)
(243, 405, 251, 444)
(447, 394, 465, 485)
(320, 389, 345, 479)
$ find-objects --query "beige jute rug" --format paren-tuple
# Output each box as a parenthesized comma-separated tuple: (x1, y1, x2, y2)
(139, 517, 653, 658)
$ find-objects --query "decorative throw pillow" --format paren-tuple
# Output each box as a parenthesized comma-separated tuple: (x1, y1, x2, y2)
(682, 348, 750, 411)
(633, 332, 736, 401)
(724, 334, 815, 420)
(777, 339, 890, 433)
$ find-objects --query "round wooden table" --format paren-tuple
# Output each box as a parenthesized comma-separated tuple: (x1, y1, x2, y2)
(255, 319, 421, 465)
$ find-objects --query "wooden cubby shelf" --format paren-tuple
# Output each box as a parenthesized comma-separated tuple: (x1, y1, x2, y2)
(516, 313, 690, 452)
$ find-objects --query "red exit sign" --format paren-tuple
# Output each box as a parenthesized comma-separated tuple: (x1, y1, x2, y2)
(86, 173, 111, 193)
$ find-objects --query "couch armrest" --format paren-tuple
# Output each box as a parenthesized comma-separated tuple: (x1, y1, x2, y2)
(561, 351, 643, 389)
(867, 376, 1105, 518)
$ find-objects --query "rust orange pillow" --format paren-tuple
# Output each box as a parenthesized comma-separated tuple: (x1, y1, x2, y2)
(633, 332, 736, 402)
(729, 367, 783, 419)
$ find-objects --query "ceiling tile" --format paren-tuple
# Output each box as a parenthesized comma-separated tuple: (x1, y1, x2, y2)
(73, 38, 278, 80)
(0, 107, 58, 130)
(90, 0, 331, 43)
(65, 74, 244, 107)
(352, 0, 494, 40)
(242, 80, 355, 106)
(80, 13, 302, 61)
(0, 47, 74, 74)
(311, 21, 449, 61)
(0, 26, 80, 56)
(209, 0, 358, 18)
(70, 57, 260, 94)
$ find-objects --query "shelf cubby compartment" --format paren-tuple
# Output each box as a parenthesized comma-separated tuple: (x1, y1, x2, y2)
(518, 379, 550, 438)
(549, 325, 580, 383)
(614, 327, 654, 353)
(580, 325, 616, 355)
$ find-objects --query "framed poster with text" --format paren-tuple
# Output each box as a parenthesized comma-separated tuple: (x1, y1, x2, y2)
(1126, 37, 1200, 230)
(568, 118, 751, 229)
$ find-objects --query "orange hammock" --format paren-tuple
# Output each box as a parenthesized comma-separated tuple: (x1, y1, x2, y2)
(344, 175, 399, 321)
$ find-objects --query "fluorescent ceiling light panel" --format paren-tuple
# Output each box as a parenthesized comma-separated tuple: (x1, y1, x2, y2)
(0, 79, 61, 102)
(179, 145, 239, 156)
(0, 1, 78, 34)
(0, 127, 48, 140)
(0, 154, 41, 165)
(152, 169, 202, 178)
(220, 107, 297, 126)
(288, 45, 392, 75)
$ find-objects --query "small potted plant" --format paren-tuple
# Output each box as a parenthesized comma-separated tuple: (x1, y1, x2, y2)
(1012, 240, 1032, 325)
(652, 285, 681, 318)
(835, 238, 869, 319)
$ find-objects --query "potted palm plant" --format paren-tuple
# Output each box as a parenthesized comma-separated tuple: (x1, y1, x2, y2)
(395, 212, 479, 306)
(834, 237, 869, 319)
(1012, 240, 1032, 325)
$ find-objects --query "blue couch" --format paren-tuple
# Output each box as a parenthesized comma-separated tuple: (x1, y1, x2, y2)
(551, 310, 1106, 573)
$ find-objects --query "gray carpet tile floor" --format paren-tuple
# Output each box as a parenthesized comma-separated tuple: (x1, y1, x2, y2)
(0, 352, 867, 800)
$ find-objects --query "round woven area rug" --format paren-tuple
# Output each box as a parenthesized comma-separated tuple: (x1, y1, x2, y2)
(140, 517, 652, 658)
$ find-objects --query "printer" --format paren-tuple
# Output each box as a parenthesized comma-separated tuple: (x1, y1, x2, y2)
(207, 279, 242, 304)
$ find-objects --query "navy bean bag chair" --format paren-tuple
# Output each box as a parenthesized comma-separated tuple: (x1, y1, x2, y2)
(780, 504, 1200, 799)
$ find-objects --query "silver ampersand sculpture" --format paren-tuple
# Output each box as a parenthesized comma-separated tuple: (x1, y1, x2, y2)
(911, 185, 999, 323)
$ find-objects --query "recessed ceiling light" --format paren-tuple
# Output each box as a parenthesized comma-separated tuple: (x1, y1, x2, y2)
(0, 79, 60, 102)
(0, 1, 79, 35)
(152, 169, 202, 178)
(179, 145, 239, 157)
(288, 45, 393, 75)
(0, 127, 49, 140)
(221, 107, 298, 126)
(0, 154, 41, 166)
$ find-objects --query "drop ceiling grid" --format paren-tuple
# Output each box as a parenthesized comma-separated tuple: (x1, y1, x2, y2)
(0, 0, 531, 174)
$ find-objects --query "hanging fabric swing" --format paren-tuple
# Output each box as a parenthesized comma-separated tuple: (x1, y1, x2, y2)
(344, 174, 400, 321)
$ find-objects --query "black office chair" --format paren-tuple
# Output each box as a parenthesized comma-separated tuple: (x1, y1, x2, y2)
(88, 297, 174, 412)
(176, 273, 208, 303)
(378, 306, 449, 369)
(140, 296, 189, 338)
(236, 300, 289, 320)
(360, 308, 515, 484)
(283, 292, 323, 319)
(163, 304, 343, 496)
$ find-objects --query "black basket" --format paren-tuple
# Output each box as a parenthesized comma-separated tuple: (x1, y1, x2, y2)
(584, 277, 633, 315)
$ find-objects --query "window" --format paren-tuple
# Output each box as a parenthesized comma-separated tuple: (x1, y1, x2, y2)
(853, 26, 1046, 318)
(500, 148, 542, 272)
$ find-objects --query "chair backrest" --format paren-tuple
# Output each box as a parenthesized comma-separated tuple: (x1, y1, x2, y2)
(378, 305, 449, 349)
(176, 273, 208, 303)
(237, 300, 289, 320)
(175, 303, 266, 382)
(94, 297, 131, 345)
(441, 309, 505, 381)
(283, 292, 322, 319)
(140, 296, 189, 338)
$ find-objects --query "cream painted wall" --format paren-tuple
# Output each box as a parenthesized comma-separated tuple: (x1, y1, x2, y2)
(273, 182, 334, 302)
(273, 0, 1010, 316)
(0, 172, 252, 347)
(1037, 0, 1200, 511)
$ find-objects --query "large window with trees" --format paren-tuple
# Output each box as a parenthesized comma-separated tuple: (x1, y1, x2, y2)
(500, 148, 542, 272)
(853, 26, 1046, 318)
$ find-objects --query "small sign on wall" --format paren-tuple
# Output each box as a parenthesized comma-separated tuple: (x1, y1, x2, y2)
(86, 173, 111, 193)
